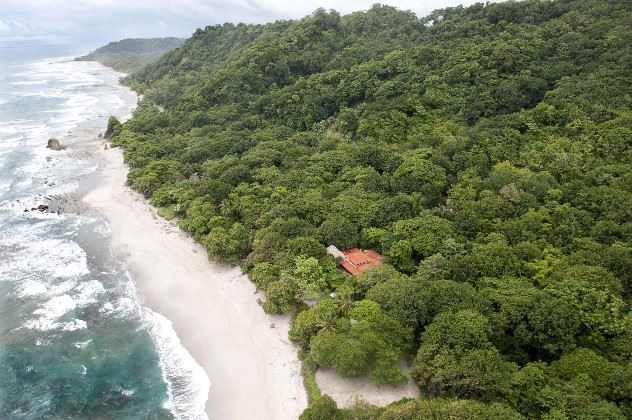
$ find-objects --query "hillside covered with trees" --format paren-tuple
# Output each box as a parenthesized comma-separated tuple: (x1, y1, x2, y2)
(109, 1, 632, 418)
(76, 37, 185, 73)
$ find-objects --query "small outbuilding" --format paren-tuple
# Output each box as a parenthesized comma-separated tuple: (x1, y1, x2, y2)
(327, 245, 383, 276)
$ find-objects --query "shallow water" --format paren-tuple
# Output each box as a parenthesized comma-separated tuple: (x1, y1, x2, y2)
(0, 50, 208, 419)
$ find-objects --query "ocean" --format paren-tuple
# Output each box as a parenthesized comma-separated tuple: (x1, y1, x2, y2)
(0, 46, 208, 419)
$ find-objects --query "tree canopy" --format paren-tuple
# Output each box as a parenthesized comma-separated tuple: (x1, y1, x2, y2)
(76, 38, 185, 73)
(109, 1, 632, 417)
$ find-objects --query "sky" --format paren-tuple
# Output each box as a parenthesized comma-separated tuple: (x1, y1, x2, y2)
(0, 0, 484, 49)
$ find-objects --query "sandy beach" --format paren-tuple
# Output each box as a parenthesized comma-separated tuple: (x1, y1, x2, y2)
(316, 365, 419, 408)
(83, 145, 307, 419)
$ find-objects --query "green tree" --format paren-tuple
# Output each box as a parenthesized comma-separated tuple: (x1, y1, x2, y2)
(203, 222, 250, 263)
(413, 310, 516, 400)
(299, 395, 340, 420)
(385, 240, 416, 273)
(392, 150, 447, 204)
(250, 262, 279, 290)
(517, 294, 581, 360)
(310, 300, 412, 385)
(263, 280, 296, 314)
(289, 299, 339, 347)
(391, 215, 455, 259)
(551, 348, 617, 398)
(319, 216, 359, 249)
(365, 275, 423, 331)
(104, 116, 123, 139)
(107, 2, 632, 414)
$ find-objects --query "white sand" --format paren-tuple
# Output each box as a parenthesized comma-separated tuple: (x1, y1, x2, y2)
(84, 145, 307, 420)
(315, 364, 420, 409)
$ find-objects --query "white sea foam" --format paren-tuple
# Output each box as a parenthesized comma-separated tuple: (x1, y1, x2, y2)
(74, 339, 92, 349)
(73, 280, 105, 306)
(16, 280, 48, 297)
(93, 222, 112, 237)
(51, 93, 99, 134)
(112, 385, 136, 397)
(99, 297, 137, 318)
(100, 302, 114, 314)
(0, 238, 89, 281)
(11, 80, 48, 86)
(47, 279, 79, 296)
(1, 120, 48, 148)
(0, 55, 193, 417)
(24, 317, 86, 332)
(0, 125, 18, 135)
(121, 389, 135, 397)
(0, 137, 24, 152)
(22, 279, 104, 332)
(21, 90, 65, 99)
(33, 294, 77, 319)
(60, 319, 87, 331)
(0, 179, 11, 195)
(142, 307, 210, 420)
(24, 314, 87, 332)
(96, 274, 210, 420)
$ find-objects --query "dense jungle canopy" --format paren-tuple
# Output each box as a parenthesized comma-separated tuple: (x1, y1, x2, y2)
(108, 1, 632, 417)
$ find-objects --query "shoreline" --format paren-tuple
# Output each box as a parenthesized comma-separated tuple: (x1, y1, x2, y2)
(83, 144, 307, 419)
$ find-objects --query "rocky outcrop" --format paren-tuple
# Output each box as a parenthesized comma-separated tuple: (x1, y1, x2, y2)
(25, 204, 49, 213)
(47, 138, 64, 151)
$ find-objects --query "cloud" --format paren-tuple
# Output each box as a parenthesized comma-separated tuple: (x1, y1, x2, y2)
(0, 0, 483, 47)
(0, 18, 50, 38)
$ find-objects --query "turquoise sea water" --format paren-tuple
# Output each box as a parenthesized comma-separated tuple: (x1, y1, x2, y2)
(0, 47, 208, 419)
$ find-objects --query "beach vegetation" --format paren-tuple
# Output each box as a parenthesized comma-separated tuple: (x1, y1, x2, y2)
(104, 116, 122, 139)
(298, 351, 322, 405)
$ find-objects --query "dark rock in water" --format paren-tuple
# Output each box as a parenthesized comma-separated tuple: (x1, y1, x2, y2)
(104, 144, 109, 150)
(25, 204, 54, 213)
(189, 172, 200, 182)
(35, 204, 49, 212)
(47, 138, 63, 151)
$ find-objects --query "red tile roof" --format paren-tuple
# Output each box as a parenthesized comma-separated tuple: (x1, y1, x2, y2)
(340, 248, 383, 276)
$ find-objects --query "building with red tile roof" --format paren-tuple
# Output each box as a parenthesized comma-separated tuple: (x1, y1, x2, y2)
(327, 245, 383, 276)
